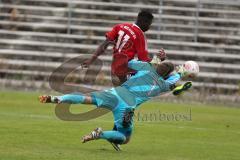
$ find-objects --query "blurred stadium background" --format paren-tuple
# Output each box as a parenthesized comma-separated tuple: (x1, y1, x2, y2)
(0, 0, 239, 104)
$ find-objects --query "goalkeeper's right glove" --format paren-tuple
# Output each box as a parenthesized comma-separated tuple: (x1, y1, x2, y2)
(172, 81, 192, 96)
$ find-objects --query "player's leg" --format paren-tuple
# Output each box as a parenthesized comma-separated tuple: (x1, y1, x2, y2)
(100, 130, 126, 144)
(82, 128, 126, 143)
(112, 124, 132, 145)
(102, 131, 127, 151)
(107, 106, 134, 149)
(82, 127, 127, 151)
(108, 127, 132, 151)
(39, 93, 93, 104)
(82, 99, 134, 149)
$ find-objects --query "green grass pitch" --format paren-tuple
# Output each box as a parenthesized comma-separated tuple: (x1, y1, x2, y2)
(0, 91, 239, 160)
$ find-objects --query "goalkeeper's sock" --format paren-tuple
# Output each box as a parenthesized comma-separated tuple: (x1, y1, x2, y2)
(57, 93, 86, 104)
(99, 131, 126, 144)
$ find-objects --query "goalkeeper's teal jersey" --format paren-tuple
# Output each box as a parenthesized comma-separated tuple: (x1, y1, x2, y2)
(92, 60, 181, 110)
(115, 60, 180, 108)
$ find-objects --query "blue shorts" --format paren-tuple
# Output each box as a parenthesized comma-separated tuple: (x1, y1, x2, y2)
(91, 87, 136, 137)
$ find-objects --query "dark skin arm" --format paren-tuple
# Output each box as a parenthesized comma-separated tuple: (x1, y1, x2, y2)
(82, 39, 114, 67)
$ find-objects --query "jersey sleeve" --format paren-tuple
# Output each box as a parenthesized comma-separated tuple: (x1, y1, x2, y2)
(105, 24, 119, 41)
(128, 59, 151, 71)
(134, 34, 151, 62)
(165, 73, 181, 86)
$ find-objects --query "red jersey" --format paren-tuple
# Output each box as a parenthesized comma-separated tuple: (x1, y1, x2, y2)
(106, 23, 150, 62)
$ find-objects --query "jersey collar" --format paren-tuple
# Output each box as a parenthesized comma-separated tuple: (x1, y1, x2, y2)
(133, 23, 144, 33)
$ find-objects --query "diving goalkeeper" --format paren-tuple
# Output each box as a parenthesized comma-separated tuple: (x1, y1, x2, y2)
(39, 59, 195, 151)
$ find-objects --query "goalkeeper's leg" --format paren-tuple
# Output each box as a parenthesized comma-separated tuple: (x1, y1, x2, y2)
(82, 127, 127, 151)
(82, 128, 126, 144)
(39, 93, 93, 104)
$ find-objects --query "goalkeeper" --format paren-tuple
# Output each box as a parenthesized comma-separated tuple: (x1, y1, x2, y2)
(39, 59, 193, 151)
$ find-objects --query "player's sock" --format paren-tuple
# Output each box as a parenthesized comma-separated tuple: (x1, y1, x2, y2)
(57, 93, 86, 104)
(99, 131, 126, 144)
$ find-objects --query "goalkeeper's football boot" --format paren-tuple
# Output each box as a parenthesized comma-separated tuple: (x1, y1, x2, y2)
(39, 95, 59, 103)
(110, 142, 121, 151)
(173, 81, 192, 96)
(82, 127, 102, 143)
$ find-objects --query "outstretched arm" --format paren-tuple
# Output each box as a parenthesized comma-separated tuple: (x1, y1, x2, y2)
(82, 24, 120, 67)
(165, 73, 193, 95)
(128, 59, 152, 71)
(82, 39, 114, 67)
(164, 73, 182, 91)
(165, 73, 181, 86)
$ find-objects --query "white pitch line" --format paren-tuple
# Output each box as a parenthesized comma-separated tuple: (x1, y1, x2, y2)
(0, 112, 239, 134)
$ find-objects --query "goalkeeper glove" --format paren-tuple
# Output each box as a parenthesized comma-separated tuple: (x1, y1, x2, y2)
(150, 55, 161, 65)
(176, 65, 188, 77)
(172, 81, 192, 96)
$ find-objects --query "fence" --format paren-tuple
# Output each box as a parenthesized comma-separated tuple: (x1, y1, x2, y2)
(0, 0, 239, 102)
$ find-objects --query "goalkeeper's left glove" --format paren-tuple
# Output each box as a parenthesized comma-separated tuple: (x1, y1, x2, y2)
(176, 65, 188, 77)
(172, 81, 192, 96)
(150, 55, 161, 65)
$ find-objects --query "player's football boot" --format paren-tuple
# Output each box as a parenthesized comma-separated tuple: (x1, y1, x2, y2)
(82, 127, 102, 143)
(110, 142, 121, 151)
(39, 95, 59, 103)
(172, 81, 192, 96)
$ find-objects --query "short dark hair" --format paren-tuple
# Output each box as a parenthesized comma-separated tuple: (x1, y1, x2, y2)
(156, 62, 174, 79)
(137, 10, 154, 21)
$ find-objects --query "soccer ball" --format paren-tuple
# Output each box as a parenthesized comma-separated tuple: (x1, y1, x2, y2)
(183, 61, 199, 78)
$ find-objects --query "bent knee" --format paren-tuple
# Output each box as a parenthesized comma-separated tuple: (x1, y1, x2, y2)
(122, 136, 131, 144)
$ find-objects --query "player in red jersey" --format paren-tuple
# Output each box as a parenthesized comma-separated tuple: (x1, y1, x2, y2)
(83, 10, 166, 84)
